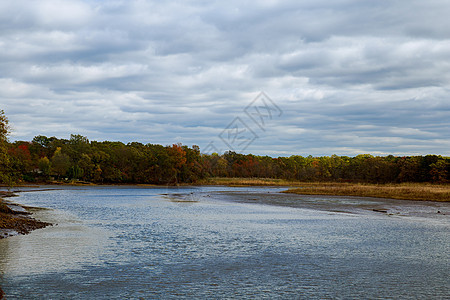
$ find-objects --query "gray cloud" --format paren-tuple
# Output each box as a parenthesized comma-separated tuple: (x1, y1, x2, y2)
(1, 0, 450, 156)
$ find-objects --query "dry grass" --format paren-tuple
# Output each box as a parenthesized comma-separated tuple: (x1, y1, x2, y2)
(203, 178, 450, 201)
(202, 177, 300, 186)
(284, 183, 450, 202)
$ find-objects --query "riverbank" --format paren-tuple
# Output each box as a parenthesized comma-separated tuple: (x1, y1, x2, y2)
(202, 178, 450, 202)
(0, 191, 52, 239)
(4, 179, 450, 202)
(283, 182, 450, 202)
(202, 177, 298, 186)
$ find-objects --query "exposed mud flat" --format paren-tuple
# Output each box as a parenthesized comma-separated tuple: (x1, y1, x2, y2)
(0, 194, 52, 239)
(214, 189, 450, 220)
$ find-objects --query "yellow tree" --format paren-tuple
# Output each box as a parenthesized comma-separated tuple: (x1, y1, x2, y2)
(38, 157, 51, 176)
(51, 147, 71, 179)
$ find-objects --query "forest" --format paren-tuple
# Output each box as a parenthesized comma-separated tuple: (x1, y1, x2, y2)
(0, 112, 449, 185)
(0, 133, 448, 185)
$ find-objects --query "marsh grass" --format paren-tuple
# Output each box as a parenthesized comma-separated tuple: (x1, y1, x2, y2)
(203, 178, 450, 201)
(202, 177, 300, 186)
(285, 183, 450, 201)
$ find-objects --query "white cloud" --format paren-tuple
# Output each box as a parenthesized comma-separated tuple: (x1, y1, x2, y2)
(1, 0, 450, 156)
(34, 0, 93, 28)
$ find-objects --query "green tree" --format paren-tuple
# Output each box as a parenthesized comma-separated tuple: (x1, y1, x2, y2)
(67, 134, 90, 161)
(0, 110, 13, 185)
(397, 157, 421, 182)
(51, 147, 71, 179)
(38, 157, 51, 176)
(429, 159, 448, 183)
(68, 165, 84, 180)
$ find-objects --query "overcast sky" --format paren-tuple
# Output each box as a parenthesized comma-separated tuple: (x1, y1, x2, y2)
(1, 0, 450, 156)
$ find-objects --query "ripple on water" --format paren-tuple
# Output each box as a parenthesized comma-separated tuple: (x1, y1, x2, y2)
(1, 186, 449, 299)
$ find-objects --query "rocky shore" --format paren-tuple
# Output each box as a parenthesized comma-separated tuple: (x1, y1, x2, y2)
(0, 192, 52, 299)
(0, 191, 52, 239)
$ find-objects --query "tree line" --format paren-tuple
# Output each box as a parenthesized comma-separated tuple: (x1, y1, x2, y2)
(0, 111, 449, 185)
(1, 134, 448, 185)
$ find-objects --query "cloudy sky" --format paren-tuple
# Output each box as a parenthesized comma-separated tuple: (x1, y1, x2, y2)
(1, 0, 450, 156)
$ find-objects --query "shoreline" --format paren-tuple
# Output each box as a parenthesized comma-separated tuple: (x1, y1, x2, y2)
(282, 182, 450, 202)
(2, 179, 450, 203)
(0, 192, 53, 299)
(202, 179, 450, 202)
(0, 191, 52, 239)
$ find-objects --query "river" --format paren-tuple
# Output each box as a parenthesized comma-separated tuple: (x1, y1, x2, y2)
(1, 186, 449, 299)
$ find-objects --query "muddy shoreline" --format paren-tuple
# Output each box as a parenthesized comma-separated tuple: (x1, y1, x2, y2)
(214, 189, 449, 220)
(0, 192, 53, 299)
(0, 191, 52, 239)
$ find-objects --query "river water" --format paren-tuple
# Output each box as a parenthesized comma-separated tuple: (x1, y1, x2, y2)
(0, 186, 449, 299)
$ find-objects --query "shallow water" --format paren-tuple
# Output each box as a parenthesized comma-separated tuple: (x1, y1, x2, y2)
(1, 186, 449, 299)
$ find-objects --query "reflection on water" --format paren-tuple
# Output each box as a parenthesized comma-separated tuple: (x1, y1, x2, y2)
(0, 186, 449, 299)
(0, 209, 110, 277)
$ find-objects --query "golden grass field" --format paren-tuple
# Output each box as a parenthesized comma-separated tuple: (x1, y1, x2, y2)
(204, 178, 450, 201)
(202, 177, 298, 186)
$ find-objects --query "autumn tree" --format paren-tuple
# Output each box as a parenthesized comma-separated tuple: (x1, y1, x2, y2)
(0, 110, 12, 185)
(8, 142, 34, 181)
(397, 157, 421, 182)
(38, 157, 51, 176)
(3, 128, 450, 184)
(51, 147, 71, 179)
(166, 144, 187, 183)
(429, 159, 448, 183)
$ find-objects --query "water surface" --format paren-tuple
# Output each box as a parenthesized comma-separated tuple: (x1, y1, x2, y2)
(1, 186, 449, 299)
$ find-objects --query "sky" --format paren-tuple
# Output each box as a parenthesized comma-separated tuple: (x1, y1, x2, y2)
(1, 0, 450, 157)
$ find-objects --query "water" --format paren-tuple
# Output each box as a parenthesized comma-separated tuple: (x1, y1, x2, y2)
(1, 186, 449, 299)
